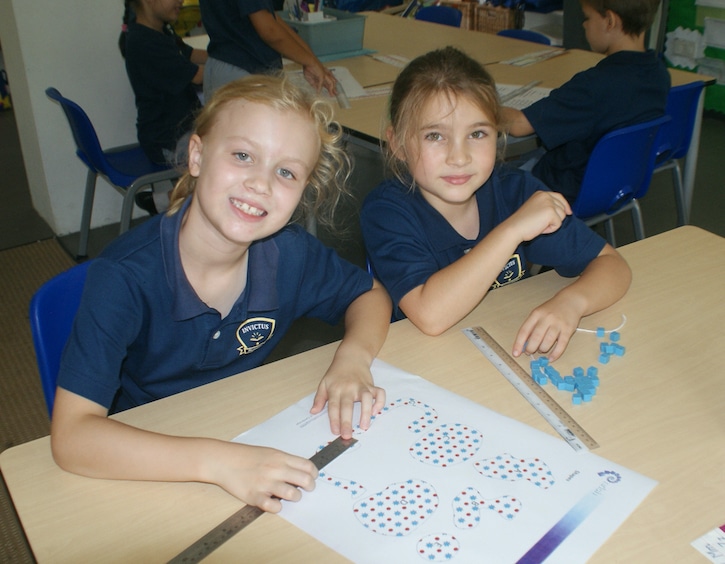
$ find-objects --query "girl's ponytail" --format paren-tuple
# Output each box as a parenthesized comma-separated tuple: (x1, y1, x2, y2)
(118, 0, 135, 59)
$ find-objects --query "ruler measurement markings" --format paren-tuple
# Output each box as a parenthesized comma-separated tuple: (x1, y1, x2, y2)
(168, 436, 357, 563)
(463, 327, 598, 452)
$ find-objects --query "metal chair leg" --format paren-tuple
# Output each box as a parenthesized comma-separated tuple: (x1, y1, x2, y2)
(631, 200, 646, 241)
(671, 162, 686, 227)
(604, 219, 616, 247)
(77, 169, 98, 259)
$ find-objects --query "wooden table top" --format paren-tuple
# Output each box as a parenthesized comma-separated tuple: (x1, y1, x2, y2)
(2, 226, 723, 563)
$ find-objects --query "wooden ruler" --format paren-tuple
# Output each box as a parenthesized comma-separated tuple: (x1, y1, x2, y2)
(463, 327, 598, 452)
(168, 436, 357, 563)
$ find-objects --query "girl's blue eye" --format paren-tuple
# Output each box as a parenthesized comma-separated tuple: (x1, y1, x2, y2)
(277, 168, 295, 180)
(234, 152, 251, 161)
(424, 132, 443, 142)
(470, 130, 488, 139)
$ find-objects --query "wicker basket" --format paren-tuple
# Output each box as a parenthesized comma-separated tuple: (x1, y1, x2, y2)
(437, 0, 477, 30)
(474, 5, 524, 34)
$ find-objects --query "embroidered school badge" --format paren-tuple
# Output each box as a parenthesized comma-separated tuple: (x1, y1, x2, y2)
(235, 317, 275, 355)
(491, 253, 525, 289)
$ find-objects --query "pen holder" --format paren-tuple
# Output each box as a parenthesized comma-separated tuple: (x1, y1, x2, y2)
(304, 11, 326, 23)
(280, 9, 366, 57)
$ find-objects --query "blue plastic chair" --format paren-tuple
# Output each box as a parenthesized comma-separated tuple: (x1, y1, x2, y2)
(414, 5, 463, 27)
(45, 87, 179, 259)
(652, 81, 705, 226)
(572, 115, 670, 247)
(497, 29, 551, 45)
(29, 261, 91, 416)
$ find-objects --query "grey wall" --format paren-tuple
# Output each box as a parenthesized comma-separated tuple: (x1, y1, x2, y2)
(0, 0, 147, 235)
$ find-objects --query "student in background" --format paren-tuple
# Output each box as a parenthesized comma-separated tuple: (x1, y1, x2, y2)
(502, 0, 669, 204)
(51, 75, 391, 512)
(120, 0, 208, 213)
(361, 47, 630, 362)
(199, 0, 337, 101)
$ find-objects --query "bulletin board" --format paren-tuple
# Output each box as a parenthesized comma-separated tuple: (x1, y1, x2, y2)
(666, 0, 725, 113)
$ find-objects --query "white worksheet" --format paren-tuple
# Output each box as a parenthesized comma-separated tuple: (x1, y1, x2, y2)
(285, 65, 366, 98)
(497, 83, 552, 110)
(234, 359, 656, 563)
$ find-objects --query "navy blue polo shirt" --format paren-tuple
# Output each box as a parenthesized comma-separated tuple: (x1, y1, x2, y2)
(523, 50, 670, 203)
(124, 23, 201, 164)
(200, 0, 282, 74)
(58, 198, 373, 413)
(360, 166, 605, 320)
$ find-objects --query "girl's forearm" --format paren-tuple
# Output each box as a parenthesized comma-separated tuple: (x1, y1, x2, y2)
(401, 222, 522, 335)
(51, 412, 216, 484)
(554, 248, 631, 318)
(337, 282, 391, 363)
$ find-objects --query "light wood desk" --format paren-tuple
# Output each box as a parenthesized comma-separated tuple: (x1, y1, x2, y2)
(2, 226, 723, 563)
(359, 11, 548, 65)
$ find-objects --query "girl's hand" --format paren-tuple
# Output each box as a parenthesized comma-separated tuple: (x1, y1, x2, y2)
(310, 355, 386, 440)
(508, 190, 572, 242)
(512, 245, 630, 363)
(205, 442, 318, 513)
(512, 293, 583, 363)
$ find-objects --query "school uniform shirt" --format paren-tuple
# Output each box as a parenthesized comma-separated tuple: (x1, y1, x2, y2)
(124, 22, 201, 164)
(360, 166, 605, 320)
(523, 50, 670, 203)
(200, 0, 282, 74)
(57, 198, 373, 413)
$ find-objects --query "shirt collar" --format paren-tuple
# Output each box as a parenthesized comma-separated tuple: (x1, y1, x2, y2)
(161, 198, 280, 320)
(414, 176, 493, 253)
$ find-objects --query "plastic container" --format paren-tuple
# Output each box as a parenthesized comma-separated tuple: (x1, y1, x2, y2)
(279, 8, 366, 57)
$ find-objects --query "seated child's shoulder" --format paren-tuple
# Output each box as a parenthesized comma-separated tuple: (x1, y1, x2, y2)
(493, 163, 546, 191)
(362, 178, 414, 210)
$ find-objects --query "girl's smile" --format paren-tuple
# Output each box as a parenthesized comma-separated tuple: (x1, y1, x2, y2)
(230, 198, 266, 218)
(441, 174, 474, 185)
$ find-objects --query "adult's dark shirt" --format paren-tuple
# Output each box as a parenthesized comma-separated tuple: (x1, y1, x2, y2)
(199, 0, 282, 74)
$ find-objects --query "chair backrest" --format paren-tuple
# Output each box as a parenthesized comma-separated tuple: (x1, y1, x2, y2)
(29, 261, 91, 416)
(654, 81, 705, 164)
(572, 115, 670, 220)
(497, 28, 551, 45)
(45, 87, 116, 178)
(414, 5, 463, 27)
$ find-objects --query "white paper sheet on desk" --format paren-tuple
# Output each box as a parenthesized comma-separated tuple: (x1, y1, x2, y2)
(234, 359, 656, 563)
(497, 83, 553, 110)
(285, 66, 366, 100)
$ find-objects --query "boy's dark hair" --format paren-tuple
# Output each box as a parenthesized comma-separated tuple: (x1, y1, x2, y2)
(118, 0, 185, 59)
(581, 0, 661, 36)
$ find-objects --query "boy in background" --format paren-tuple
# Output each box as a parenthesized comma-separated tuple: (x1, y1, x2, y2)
(502, 0, 669, 204)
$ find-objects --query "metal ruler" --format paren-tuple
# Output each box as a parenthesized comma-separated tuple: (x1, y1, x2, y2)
(335, 80, 351, 109)
(462, 327, 598, 452)
(501, 48, 567, 67)
(369, 53, 410, 68)
(168, 436, 357, 563)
